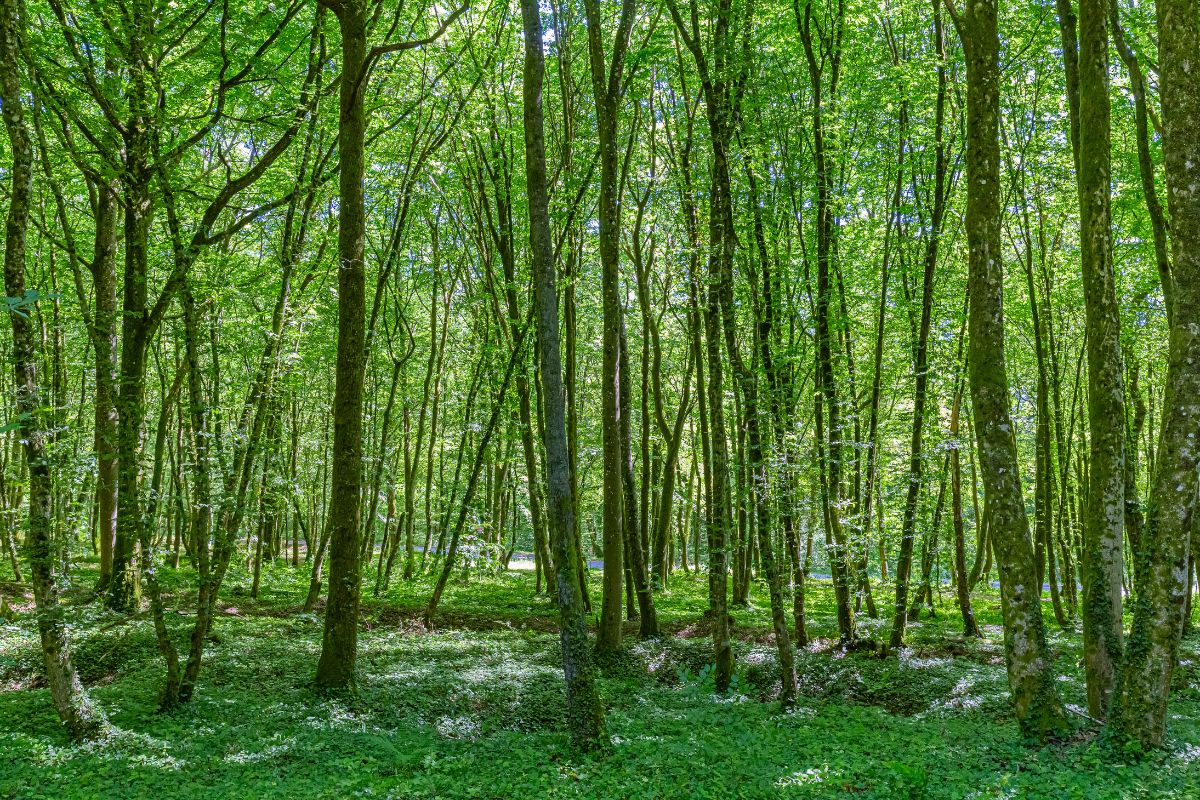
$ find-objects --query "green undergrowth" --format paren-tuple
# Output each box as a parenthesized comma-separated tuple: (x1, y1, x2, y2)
(2, 563, 1199, 798)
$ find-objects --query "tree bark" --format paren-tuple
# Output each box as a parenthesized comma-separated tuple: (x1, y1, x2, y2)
(583, 0, 638, 655)
(1077, 0, 1125, 719)
(87, 182, 120, 596)
(0, 0, 105, 738)
(950, 0, 1067, 741)
(888, 0, 950, 650)
(521, 0, 606, 747)
(1110, 0, 1200, 749)
(950, 367, 981, 637)
(316, 1, 368, 693)
(799, 0, 855, 645)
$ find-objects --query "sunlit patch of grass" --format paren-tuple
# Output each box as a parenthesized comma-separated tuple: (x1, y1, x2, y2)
(775, 764, 835, 788)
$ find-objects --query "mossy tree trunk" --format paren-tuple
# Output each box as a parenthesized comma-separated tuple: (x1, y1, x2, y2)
(521, 0, 607, 748)
(1077, 0, 1126, 719)
(799, 0, 855, 646)
(316, 0, 368, 693)
(1110, 0, 1200, 750)
(582, 0, 638, 655)
(949, 0, 1068, 742)
(0, 0, 105, 739)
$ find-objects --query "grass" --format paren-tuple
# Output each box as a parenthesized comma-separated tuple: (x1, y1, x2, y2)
(2, 558, 1199, 798)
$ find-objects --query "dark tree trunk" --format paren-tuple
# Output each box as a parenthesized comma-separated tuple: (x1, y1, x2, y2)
(316, 2, 368, 693)
(520, 0, 606, 747)
(88, 182, 120, 595)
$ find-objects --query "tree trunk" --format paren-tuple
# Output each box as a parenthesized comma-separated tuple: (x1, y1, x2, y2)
(889, 1, 951, 650)
(1076, 0, 1126, 719)
(720, 165, 796, 705)
(952, 0, 1067, 741)
(520, 0, 606, 747)
(950, 371, 981, 637)
(582, 0, 638, 655)
(1110, 0, 1200, 749)
(0, 0, 105, 737)
(618, 312, 658, 635)
(316, 2, 368, 693)
(109, 115, 152, 614)
(800, 1, 855, 645)
(89, 182, 120, 596)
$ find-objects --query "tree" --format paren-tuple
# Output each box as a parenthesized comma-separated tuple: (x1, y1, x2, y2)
(314, 0, 466, 692)
(0, 0, 104, 740)
(798, 0, 856, 646)
(947, 0, 1068, 741)
(521, 0, 606, 748)
(1110, 0, 1200, 750)
(888, 0, 954, 651)
(582, 0, 654, 651)
(1076, 0, 1125, 719)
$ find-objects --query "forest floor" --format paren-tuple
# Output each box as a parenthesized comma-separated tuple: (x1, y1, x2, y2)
(2, 559, 1199, 799)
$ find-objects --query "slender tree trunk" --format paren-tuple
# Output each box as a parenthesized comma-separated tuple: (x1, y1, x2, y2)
(0, 0, 105, 737)
(1074, 0, 1127, 719)
(316, 2, 367, 692)
(521, 0, 606, 746)
(719, 170, 796, 705)
(584, 0, 639, 654)
(1107, 0, 1173, 318)
(363, 356, 403, 583)
(950, 371, 981, 637)
(618, 312, 658, 635)
(800, 1, 855, 645)
(425, 314, 529, 623)
(403, 280, 440, 581)
(88, 182, 120, 595)
(889, 1, 951, 650)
